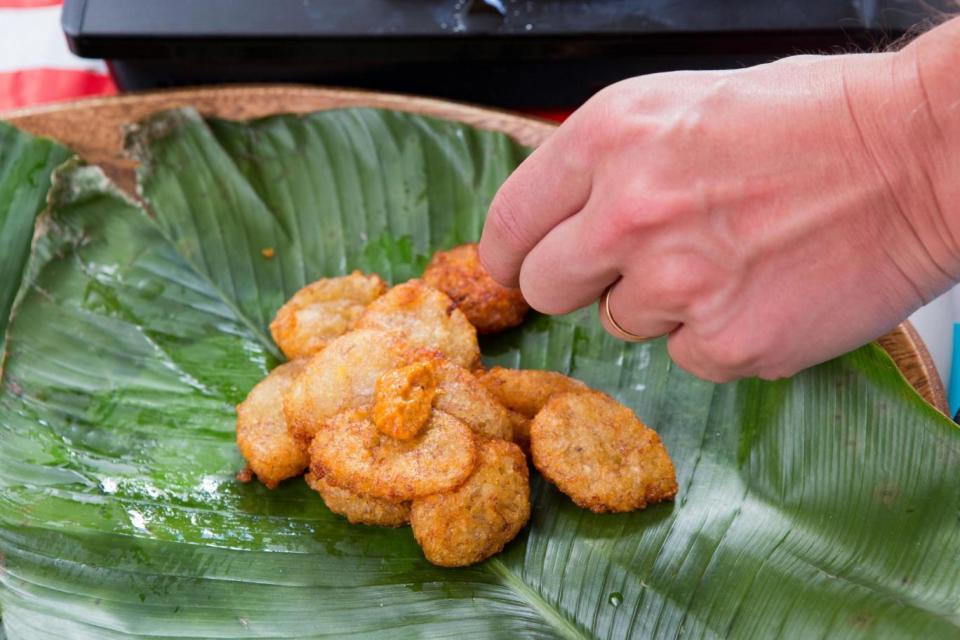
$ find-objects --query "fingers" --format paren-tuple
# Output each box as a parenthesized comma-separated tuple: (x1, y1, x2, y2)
(667, 326, 771, 383)
(479, 126, 593, 287)
(516, 210, 620, 315)
(599, 275, 681, 343)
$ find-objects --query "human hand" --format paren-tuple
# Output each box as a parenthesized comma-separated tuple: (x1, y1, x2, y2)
(479, 41, 959, 382)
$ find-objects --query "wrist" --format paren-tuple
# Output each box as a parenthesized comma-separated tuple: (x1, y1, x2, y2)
(841, 28, 960, 300)
(903, 18, 960, 250)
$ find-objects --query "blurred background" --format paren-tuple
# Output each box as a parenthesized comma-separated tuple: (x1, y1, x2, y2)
(2, 0, 957, 412)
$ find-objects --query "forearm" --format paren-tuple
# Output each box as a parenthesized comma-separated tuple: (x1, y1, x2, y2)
(907, 17, 960, 248)
(909, 16, 960, 144)
(834, 17, 960, 299)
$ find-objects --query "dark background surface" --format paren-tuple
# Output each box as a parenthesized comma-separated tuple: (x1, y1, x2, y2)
(63, 0, 954, 109)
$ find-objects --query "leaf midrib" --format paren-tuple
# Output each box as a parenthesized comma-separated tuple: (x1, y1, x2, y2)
(136, 194, 282, 361)
(487, 558, 589, 640)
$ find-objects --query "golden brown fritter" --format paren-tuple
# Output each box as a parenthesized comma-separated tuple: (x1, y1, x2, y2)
(530, 391, 677, 513)
(282, 329, 412, 449)
(433, 358, 513, 441)
(478, 367, 589, 418)
(309, 409, 477, 502)
(305, 471, 410, 527)
(422, 243, 529, 334)
(477, 367, 588, 447)
(355, 279, 480, 369)
(505, 409, 532, 451)
(411, 439, 530, 567)
(373, 360, 438, 440)
(269, 271, 386, 360)
(236, 360, 309, 489)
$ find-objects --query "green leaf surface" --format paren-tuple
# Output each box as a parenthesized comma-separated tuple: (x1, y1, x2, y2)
(1, 108, 959, 639)
(0, 122, 71, 357)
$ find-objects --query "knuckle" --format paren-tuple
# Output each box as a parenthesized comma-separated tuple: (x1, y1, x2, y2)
(603, 189, 698, 240)
(592, 79, 644, 124)
(647, 259, 709, 312)
(659, 100, 705, 143)
(577, 118, 617, 161)
(599, 198, 658, 244)
(576, 85, 641, 158)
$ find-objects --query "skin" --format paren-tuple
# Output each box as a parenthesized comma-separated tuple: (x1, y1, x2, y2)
(479, 19, 960, 382)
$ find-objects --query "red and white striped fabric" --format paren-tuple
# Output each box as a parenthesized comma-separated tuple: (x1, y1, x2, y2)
(0, 0, 115, 112)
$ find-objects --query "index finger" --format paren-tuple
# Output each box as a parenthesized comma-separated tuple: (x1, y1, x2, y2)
(478, 123, 593, 287)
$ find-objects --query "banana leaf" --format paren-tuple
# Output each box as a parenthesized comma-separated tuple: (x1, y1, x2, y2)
(0, 123, 71, 356)
(0, 107, 958, 638)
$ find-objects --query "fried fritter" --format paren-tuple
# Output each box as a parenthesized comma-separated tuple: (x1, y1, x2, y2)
(305, 471, 410, 527)
(356, 279, 480, 369)
(477, 367, 588, 446)
(270, 271, 386, 360)
(373, 360, 438, 440)
(478, 367, 588, 417)
(283, 329, 410, 448)
(310, 409, 477, 502)
(433, 358, 513, 441)
(530, 391, 677, 513)
(411, 439, 530, 567)
(422, 243, 529, 334)
(505, 409, 532, 451)
(236, 360, 309, 489)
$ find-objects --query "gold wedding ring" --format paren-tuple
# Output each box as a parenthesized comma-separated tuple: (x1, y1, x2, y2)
(600, 284, 659, 344)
